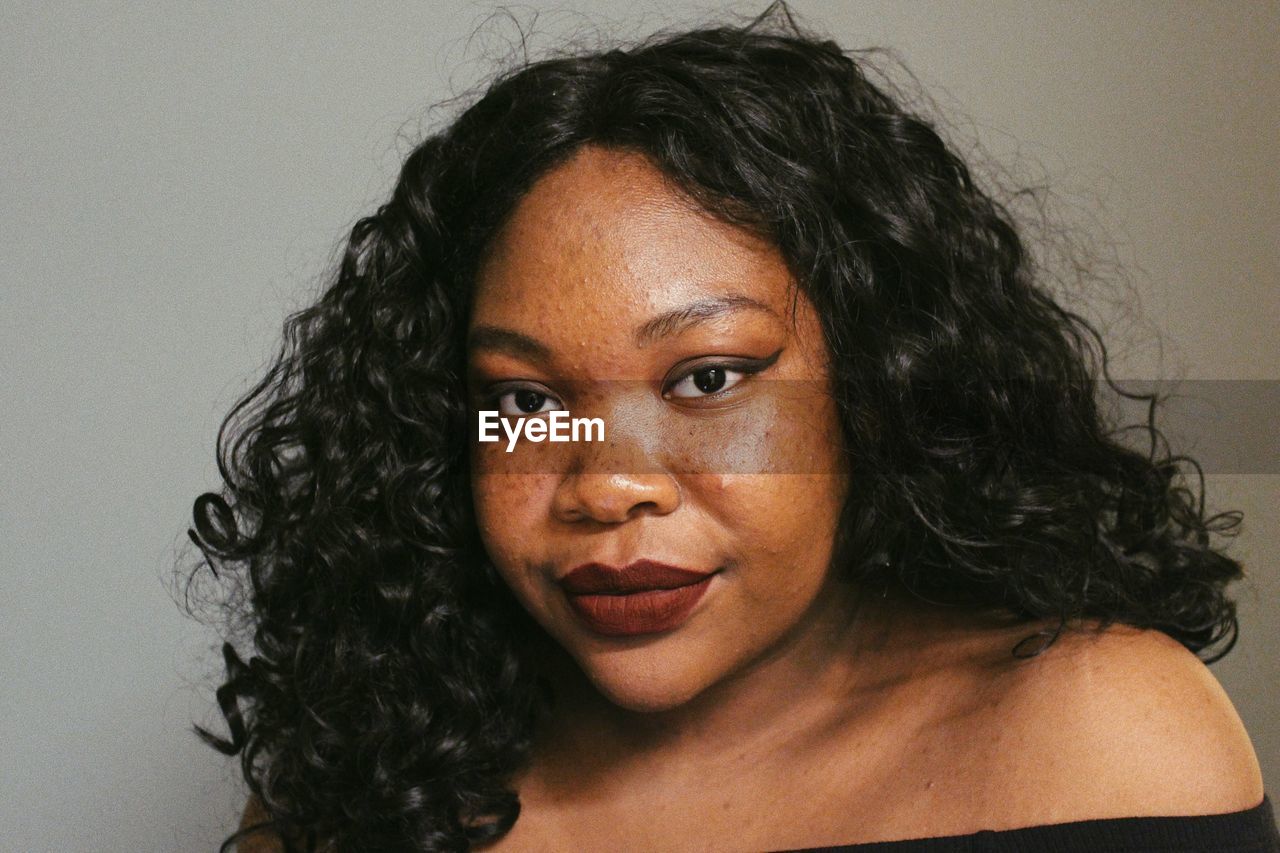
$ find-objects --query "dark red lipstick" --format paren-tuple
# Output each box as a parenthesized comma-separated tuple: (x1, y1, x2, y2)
(558, 560, 717, 636)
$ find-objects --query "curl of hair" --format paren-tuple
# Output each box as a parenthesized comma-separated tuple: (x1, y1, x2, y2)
(188, 4, 1244, 850)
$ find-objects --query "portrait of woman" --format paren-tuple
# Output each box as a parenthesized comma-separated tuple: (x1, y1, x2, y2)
(173, 4, 1279, 851)
(14, 2, 1280, 850)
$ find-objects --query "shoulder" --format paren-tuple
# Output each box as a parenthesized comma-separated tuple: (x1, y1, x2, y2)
(981, 620, 1264, 819)
(233, 796, 288, 853)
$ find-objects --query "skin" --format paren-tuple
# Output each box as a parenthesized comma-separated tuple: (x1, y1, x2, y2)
(234, 145, 1265, 851)
(466, 143, 856, 717)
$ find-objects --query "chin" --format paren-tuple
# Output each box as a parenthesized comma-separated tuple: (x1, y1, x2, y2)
(573, 647, 715, 713)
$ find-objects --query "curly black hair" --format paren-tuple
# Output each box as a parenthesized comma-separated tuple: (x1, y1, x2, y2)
(185, 4, 1245, 850)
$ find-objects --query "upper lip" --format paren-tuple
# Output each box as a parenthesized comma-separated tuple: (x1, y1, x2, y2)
(558, 560, 717, 595)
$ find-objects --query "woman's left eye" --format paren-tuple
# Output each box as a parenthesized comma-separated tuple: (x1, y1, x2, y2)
(664, 364, 750, 400)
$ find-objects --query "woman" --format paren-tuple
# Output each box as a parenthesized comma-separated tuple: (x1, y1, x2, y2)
(190, 5, 1278, 851)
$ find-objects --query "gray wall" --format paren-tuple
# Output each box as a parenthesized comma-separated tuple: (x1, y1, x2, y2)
(3, 2, 1275, 849)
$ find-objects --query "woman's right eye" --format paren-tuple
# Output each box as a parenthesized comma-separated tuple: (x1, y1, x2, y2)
(491, 388, 564, 418)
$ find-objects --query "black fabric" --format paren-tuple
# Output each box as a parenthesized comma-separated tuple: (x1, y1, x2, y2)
(780, 793, 1280, 852)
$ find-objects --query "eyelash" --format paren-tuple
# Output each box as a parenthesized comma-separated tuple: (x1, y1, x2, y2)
(482, 353, 780, 416)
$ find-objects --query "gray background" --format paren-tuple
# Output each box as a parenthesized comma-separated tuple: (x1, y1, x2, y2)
(2, 2, 1276, 850)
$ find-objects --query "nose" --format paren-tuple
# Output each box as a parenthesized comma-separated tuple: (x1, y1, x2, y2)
(550, 411, 681, 524)
(551, 470, 681, 524)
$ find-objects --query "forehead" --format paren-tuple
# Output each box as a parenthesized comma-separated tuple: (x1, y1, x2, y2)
(471, 145, 799, 326)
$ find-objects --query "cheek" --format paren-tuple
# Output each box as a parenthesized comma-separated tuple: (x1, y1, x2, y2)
(694, 401, 848, 602)
(709, 472, 846, 558)
(470, 473, 555, 568)
(666, 383, 844, 477)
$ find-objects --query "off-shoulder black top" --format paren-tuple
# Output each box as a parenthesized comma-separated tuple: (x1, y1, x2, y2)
(780, 793, 1279, 851)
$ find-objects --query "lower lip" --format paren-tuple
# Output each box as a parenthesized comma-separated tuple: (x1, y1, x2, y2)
(564, 576, 715, 637)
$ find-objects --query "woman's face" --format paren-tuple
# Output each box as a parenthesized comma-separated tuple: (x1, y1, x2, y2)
(467, 145, 851, 712)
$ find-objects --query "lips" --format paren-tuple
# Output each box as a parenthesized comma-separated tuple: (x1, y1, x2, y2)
(558, 560, 717, 636)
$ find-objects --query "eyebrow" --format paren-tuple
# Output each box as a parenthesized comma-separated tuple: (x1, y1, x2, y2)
(467, 294, 776, 361)
(633, 294, 775, 346)
(466, 326, 553, 362)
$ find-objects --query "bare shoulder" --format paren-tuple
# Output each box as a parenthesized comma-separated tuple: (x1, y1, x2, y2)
(233, 795, 287, 853)
(984, 620, 1264, 818)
